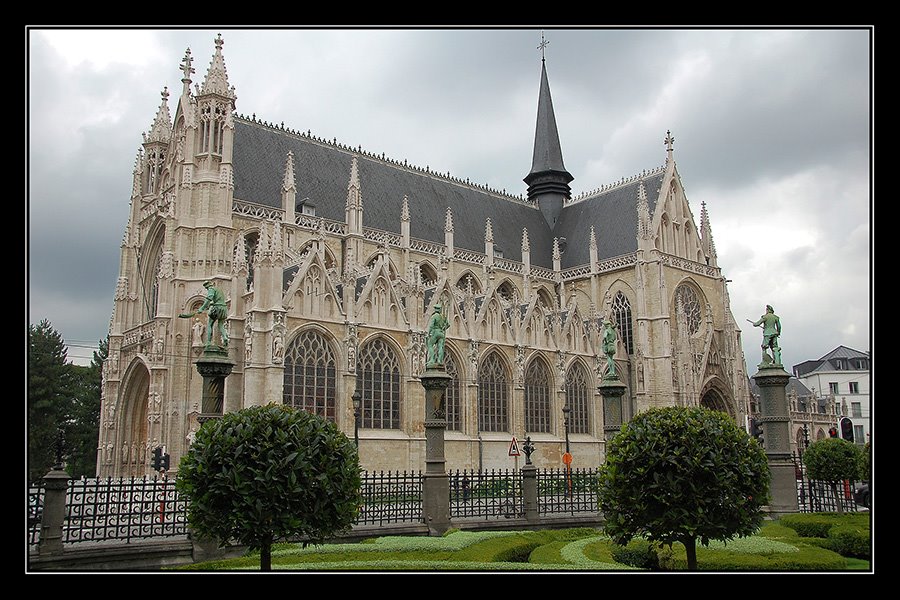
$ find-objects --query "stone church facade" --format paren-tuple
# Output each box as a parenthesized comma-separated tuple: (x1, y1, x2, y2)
(97, 35, 753, 477)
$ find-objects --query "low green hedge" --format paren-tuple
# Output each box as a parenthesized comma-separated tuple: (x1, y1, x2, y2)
(610, 539, 659, 570)
(666, 543, 847, 571)
(827, 525, 870, 559)
(779, 513, 869, 538)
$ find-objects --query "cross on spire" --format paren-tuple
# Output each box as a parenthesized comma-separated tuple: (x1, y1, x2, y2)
(180, 48, 194, 82)
(537, 30, 549, 61)
(664, 130, 675, 153)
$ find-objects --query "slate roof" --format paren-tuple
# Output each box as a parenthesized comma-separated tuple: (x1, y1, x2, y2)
(791, 345, 870, 377)
(555, 173, 664, 269)
(232, 117, 663, 272)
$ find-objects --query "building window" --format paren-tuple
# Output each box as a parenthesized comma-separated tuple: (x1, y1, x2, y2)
(849, 381, 859, 394)
(444, 351, 462, 432)
(565, 363, 590, 434)
(478, 352, 509, 432)
(283, 330, 337, 421)
(853, 425, 864, 445)
(829, 382, 839, 395)
(674, 284, 702, 335)
(359, 338, 402, 429)
(524, 359, 552, 433)
(611, 291, 634, 355)
(851, 402, 862, 418)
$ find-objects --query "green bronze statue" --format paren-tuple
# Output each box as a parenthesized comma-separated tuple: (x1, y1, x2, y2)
(602, 318, 618, 378)
(748, 304, 781, 366)
(426, 304, 450, 368)
(179, 281, 229, 348)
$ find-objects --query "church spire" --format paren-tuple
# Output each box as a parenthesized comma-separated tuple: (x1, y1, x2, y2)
(143, 87, 172, 145)
(524, 34, 573, 228)
(199, 33, 235, 100)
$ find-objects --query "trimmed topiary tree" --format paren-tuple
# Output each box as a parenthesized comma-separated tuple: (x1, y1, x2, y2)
(802, 437, 862, 515)
(598, 406, 770, 571)
(176, 403, 362, 570)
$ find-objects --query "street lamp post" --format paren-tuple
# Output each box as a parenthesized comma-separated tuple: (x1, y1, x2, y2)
(561, 404, 572, 498)
(352, 390, 361, 448)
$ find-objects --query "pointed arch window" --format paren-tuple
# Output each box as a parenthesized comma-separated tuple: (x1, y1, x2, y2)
(283, 330, 337, 421)
(359, 338, 402, 429)
(565, 363, 590, 434)
(478, 352, 509, 432)
(611, 291, 634, 355)
(444, 350, 462, 431)
(675, 284, 702, 335)
(524, 359, 552, 433)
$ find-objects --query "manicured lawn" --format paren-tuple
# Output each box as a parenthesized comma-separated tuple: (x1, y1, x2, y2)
(174, 519, 870, 572)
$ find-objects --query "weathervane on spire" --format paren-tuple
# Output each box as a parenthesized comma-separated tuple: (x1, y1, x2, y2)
(537, 30, 550, 61)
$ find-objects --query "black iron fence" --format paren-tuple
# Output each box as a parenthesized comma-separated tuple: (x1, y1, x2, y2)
(450, 469, 524, 519)
(790, 452, 866, 513)
(356, 470, 424, 526)
(31, 461, 862, 550)
(537, 468, 600, 514)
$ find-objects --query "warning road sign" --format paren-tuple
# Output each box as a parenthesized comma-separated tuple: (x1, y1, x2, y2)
(508, 437, 521, 456)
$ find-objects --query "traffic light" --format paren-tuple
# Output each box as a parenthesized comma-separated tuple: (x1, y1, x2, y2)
(151, 446, 163, 471)
(161, 453, 170, 471)
(828, 426, 838, 438)
(840, 417, 854, 443)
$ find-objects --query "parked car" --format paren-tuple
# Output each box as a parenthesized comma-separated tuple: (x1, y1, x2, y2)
(853, 481, 870, 508)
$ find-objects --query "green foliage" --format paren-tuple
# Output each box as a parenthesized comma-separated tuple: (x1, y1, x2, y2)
(858, 441, 870, 481)
(803, 438, 862, 483)
(610, 539, 660, 569)
(598, 406, 770, 553)
(778, 513, 870, 559)
(173, 525, 867, 572)
(28, 320, 70, 483)
(175, 404, 362, 565)
(665, 542, 847, 571)
(64, 362, 102, 479)
(827, 525, 870, 559)
(28, 322, 105, 482)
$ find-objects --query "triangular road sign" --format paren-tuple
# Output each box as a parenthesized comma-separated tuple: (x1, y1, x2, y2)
(508, 436, 521, 456)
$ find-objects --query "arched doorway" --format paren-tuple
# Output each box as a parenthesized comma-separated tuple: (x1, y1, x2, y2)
(117, 361, 151, 477)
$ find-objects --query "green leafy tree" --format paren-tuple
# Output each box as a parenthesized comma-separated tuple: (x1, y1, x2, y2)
(598, 406, 770, 571)
(28, 320, 70, 483)
(63, 339, 106, 478)
(176, 404, 362, 571)
(803, 437, 862, 514)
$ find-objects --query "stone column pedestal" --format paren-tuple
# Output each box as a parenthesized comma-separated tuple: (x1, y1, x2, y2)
(752, 365, 799, 517)
(195, 347, 235, 424)
(599, 376, 627, 440)
(38, 465, 71, 556)
(421, 366, 452, 536)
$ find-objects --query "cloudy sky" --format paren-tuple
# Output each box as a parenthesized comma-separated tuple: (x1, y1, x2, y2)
(27, 26, 871, 372)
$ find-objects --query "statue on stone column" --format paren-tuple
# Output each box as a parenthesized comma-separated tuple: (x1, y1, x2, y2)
(748, 305, 782, 366)
(179, 281, 229, 348)
(426, 304, 450, 368)
(602, 318, 618, 379)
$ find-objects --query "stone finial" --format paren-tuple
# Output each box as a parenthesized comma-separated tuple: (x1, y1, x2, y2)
(589, 225, 597, 250)
(485, 218, 494, 243)
(445, 207, 454, 232)
(552, 237, 561, 262)
(401, 195, 410, 221)
(521, 227, 530, 253)
(282, 151, 296, 193)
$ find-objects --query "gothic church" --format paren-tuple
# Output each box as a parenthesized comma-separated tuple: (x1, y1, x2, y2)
(97, 35, 753, 477)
